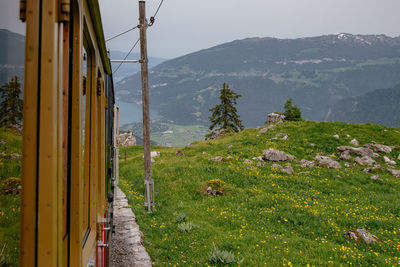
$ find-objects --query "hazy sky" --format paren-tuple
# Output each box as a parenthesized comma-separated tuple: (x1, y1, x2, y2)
(1, 1, 400, 59)
(99, 0, 400, 59)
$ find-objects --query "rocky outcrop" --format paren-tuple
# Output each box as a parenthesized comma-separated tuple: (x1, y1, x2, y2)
(117, 132, 137, 147)
(265, 113, 286, 124)
(354, 156, 376, 166)
(314, 155, 341, 169)
(343, 229, 381, 244)
(365, 143, 392, 154)
(299, 159, 314, 168)
(262, 149, 294, 162)
(337, 146, 379, 158)
(281, 165, 294, 175)
(384, 156, 396, 165)
(387, 168, 400, 177)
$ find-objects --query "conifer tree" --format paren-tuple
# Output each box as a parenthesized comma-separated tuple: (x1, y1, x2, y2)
(207, 83, 243, 138)
(283, 98, 302, 121)
(0, 76, 23, 127)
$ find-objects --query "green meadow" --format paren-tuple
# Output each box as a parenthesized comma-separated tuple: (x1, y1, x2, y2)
(0, 128, 21, 267)
(119, 121, 400, 266)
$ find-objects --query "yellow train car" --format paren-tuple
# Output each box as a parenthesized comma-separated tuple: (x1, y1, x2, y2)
(19, 0, 118, 266)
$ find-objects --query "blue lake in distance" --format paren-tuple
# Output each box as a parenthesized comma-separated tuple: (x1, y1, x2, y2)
(116, 101, 159, 126)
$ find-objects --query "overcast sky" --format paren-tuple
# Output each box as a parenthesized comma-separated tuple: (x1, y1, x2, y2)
(99, 0, 400, 59)
(2, 1, 400, 59)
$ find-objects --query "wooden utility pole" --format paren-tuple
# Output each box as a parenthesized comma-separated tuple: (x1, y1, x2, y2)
(139, 0, 154, 212)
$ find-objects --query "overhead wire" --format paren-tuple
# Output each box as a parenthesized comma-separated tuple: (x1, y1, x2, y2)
(149, 0, 165, 26)
(106, 25, 139, 42)
(109, 0, 166, 74)
(112, 37, 140, 75)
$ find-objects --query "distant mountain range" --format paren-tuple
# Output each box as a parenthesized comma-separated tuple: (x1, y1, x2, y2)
(0, 29, 25, 86)
(326, 84, 400, 127)
(115, 33, 400, 127)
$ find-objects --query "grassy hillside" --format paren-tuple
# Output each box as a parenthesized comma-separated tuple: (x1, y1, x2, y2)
(119, 121, 400, 266)
(0, 128, 21, 266)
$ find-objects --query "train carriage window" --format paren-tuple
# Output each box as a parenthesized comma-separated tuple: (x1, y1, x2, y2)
(82, 36, 91, 242)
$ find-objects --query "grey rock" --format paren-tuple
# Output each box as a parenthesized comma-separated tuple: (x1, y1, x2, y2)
(227, 144, 233, 149)
(262, 149, 294, 162)
(202, 151, 207, 155)
(314, 155, 341, 169)
(150, 151, 160, 158)
(271, 163, 282, 169)
(343, 229, 381, 244)
(333, 134, 339, 139)
(384, 156, 396, 165)
(339, 150, 352, 160)
(363, 168, 372, 173)
(337, 146, 379, 158)
(256, 161, 266, 167)
(211, 156, 225, 162)
(344, 162, 351, 167)
(299, 159, 314, 168)
(252, 156, 264, 161)
(354, 156, 376, 166)
(117, 132, 137, 147)
(365, 143, 392, 154)
(265, 112, 286, 124)
(310, 143, 315, 147)
(387, 168, 400, 177)
(244, 159, 253, 164)
(210, 129, 228, 139)
(281, 165, 294, 175)
(259, 128, 268, 134)
(350, 139, 360, 146)
(370, 175, 380, 180)
(346, 134, 351, 138)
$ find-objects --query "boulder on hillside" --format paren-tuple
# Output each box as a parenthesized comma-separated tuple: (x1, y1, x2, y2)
(370, 175, 380, 180)
(299, 159, 314, 168)
(314, 155, 341, 169)
(281, 165, 294, 175)
(365, 142, 392, 154)
(211, 156, 226, 162)
(117, 132, 137, 147)
(387, 168, 400, 177)
(271, 163, 282, 169)
(262, 149, 294, 162)
(354, 156, 376, 166)
(384, 156, 396, 165)
(272, 133, 289, 141)
(350, 139, 360, 146)
(343, 229, 381, 244)
(338, 150, 352, 160)
(209, 129, 228, 139)
(337, 146, 379, 158)
(265, 113, 286, 124)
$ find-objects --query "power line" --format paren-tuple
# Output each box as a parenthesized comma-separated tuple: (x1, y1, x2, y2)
(112, 37, 140, 75)
(149, 0, 165, 26)
(106, 25, 139, 42)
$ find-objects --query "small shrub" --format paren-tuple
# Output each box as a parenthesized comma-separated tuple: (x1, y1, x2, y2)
(174, 212, 188, 223)
(208, 244, 243, 265)
(207, 178, 226, 190)
(177, 221, 199, 232)
(0, 177, 21, 195)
